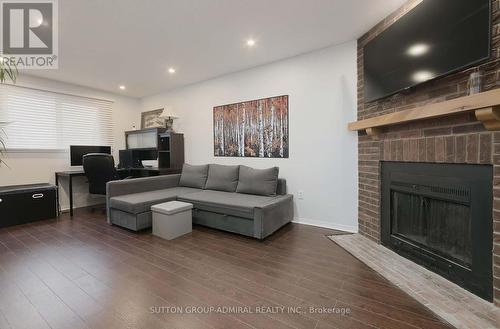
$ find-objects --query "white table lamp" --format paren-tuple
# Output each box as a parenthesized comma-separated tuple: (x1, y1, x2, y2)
(159, 108, 178, 132)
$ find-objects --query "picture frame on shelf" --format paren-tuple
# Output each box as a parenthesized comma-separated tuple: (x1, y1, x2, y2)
(141, 109, 165, 129)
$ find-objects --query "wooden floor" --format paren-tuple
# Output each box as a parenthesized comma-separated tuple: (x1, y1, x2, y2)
(330, 234, 500, 329)
(0, 209, 453, 329)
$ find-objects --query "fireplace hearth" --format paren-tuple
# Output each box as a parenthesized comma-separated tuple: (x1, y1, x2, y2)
(381, 161, 493, 301)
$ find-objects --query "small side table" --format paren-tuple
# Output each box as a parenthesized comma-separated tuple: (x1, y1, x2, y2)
(151, 201, 193, 240)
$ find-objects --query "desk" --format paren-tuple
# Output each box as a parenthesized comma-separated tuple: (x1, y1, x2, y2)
(125, 167, 181, 178)
(54, 170, 85, 217)
(55, 167, 181, 217)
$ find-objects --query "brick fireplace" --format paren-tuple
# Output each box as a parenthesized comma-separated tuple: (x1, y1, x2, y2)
(356, 0, 500, 305)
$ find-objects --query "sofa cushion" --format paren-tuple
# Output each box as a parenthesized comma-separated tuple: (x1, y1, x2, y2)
(236, 166, 279, 196)
(204, 164, 240, 192)
(109, 187, 201, 214)
(179, 164, 209, 189)
(177, 190, 280, 219)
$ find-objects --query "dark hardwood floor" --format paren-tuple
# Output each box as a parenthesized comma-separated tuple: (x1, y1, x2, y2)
(0, 209, 453, 329)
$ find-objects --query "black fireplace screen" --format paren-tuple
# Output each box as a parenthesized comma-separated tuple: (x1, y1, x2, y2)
(381, 162, 493, 301)
(391, 191, 472, 267)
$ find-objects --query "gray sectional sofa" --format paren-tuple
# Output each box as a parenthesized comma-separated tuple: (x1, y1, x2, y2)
(106, 164, 293, 239)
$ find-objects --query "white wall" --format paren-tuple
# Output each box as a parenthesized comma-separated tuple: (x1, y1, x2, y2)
(141, 42, 358, 232)
(0, 75, 140, 210)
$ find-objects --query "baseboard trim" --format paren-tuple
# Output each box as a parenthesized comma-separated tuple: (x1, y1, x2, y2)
(59, 202, 105, 213)
(292, 217, 358, 233)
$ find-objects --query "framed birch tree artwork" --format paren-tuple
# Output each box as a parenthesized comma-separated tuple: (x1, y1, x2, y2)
(213, 95, 289, 158)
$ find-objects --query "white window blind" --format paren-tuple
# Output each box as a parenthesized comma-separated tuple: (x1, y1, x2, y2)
(0, 84, 114, 150)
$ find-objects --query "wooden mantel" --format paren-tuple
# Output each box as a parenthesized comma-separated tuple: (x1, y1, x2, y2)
(348, 89, 500, 136)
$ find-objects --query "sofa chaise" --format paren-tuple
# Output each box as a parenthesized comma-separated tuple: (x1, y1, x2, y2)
(106, 164, 293, 239)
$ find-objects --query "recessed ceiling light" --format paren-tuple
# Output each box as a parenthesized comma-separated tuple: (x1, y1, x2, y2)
(412, 70, 435, 83)
(168, 67, 176, 74)
(407, 43, 429, 57)
(246, 39, 256, 47)
(119, 85, 126, 90)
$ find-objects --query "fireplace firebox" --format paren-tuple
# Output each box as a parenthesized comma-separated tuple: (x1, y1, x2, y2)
(381, 162, 493, 301)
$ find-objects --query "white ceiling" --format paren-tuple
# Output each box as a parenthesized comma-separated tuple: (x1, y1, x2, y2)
(26, 0, 406, 98)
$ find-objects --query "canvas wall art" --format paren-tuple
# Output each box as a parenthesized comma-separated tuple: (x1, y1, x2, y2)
(141, 109, 164, 129)
(214, 95, 289, 158)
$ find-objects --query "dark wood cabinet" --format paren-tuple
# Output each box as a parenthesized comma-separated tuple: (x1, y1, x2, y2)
(158, 132, 184, 169)
(124, 128, 184, 169)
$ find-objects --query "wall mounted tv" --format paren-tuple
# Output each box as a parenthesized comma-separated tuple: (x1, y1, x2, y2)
(363, 0, 491, 103)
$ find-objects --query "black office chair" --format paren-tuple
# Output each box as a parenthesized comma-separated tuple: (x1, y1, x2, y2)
(83, 153, 120, 194)
(82, 153, 120, 212)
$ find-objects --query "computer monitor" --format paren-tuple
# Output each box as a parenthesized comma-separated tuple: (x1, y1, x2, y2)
(70, 145, 111, 166)
(118, 149, 134, 169)
(118, 149, 157, 168)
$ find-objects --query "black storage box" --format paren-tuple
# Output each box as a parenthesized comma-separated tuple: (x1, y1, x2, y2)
(0, 183, 57, 228)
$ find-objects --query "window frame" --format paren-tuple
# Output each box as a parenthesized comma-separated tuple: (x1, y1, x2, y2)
(0, 84, 114, 152)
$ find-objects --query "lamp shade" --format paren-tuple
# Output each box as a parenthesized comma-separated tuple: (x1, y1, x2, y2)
(159, 108, 178, 119)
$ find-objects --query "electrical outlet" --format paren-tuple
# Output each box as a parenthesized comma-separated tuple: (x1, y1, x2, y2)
(298, 190, 304, 200)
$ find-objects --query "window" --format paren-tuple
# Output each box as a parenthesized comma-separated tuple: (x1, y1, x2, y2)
(0, 84, 114, 150)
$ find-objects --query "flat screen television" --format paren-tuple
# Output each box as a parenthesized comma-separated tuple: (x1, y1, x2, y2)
(363, 0, 491, 103)
(70, 145, 111, 166)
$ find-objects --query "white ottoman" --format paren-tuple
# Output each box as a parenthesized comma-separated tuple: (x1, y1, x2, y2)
(151, 201, 193, 240)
